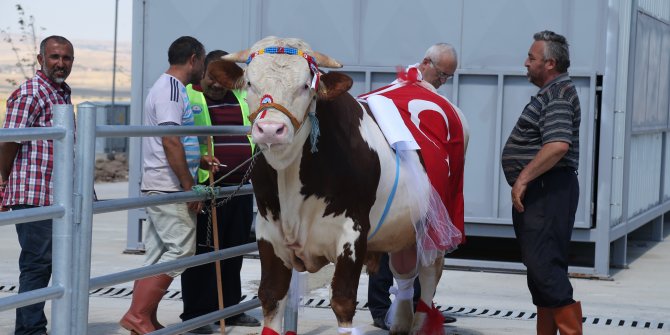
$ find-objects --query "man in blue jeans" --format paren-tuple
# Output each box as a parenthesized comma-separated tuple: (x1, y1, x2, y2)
(0, 35, 75, 335)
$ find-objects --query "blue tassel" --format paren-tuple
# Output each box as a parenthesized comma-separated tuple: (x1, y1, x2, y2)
(308, 111, 320, 153)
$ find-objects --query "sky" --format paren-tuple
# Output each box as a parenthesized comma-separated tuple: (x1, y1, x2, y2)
(0, 0, 133, 43)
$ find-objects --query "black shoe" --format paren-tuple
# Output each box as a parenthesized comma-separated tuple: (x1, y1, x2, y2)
(372, 317, 389, 330)
(189, 324, 215, 334)
(226, 313, 261, 327)
(442, 313, 457, 324)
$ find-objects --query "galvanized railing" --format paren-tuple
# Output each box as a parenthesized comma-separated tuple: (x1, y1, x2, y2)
(0, 103, 300, 334)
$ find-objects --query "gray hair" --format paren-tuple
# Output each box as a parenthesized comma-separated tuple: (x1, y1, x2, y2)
(39, 35, 73, 56)
(424, 43, 458, 64)
(533, 30, 570, 72)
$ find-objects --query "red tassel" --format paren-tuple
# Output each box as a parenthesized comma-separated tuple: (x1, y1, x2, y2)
(397, 66, 420, 83)
(396, 66, 408, 81)
(415, 300, 445, 335)
(261, 326, 281, 335)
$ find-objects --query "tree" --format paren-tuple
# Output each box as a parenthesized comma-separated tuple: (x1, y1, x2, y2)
(1, 4, 45, 86)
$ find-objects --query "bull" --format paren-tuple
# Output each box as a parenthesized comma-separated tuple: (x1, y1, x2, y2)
(209, 36, 469, 335)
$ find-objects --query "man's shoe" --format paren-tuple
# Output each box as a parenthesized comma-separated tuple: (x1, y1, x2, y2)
(372, 317, 389, 330)
(442, 313, 457, 324)
(226, 313, 261, 327)
(189, 323, 215, 334)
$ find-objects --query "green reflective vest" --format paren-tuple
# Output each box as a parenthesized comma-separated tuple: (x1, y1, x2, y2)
(187, 84, 254, 183)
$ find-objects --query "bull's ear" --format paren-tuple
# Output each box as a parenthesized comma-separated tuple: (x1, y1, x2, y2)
(312, 51, 342, 68)
(222, 49, 250, 63)
(208, 60, 245, 90)
(317, 71, 353, 101)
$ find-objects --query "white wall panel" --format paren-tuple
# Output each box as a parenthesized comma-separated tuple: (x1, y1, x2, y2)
(459, 75, 498, 219)
(359, 0, 463, 66)
(460, 0, 605, 72)
(627, 133, 662, 218)
(261, 0, 358, 65)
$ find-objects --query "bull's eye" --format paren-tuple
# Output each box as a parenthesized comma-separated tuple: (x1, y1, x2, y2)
(304, 83, 309, 90)
(247, 81, 251, 87)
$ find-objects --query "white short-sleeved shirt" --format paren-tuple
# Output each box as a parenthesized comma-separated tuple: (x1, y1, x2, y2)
(141, 73, 200, 192)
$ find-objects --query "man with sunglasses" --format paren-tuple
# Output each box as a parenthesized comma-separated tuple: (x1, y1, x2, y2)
(367, 42, 461, 330)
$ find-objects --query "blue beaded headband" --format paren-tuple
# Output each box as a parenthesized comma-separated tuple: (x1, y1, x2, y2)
(245, 47, 319, 77)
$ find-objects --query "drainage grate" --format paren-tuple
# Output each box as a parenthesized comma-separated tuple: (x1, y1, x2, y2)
(3, 284, 668, 331)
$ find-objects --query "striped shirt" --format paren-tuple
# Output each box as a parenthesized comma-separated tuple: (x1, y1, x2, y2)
(208, 92, 253, 185)
(141, 73, 200, 192)
(2, 70, 72, 207)
(501, 73, 581, 186)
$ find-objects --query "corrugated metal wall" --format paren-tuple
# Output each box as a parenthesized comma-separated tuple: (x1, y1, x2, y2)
(627, 133, 663, 217)
(627, 9, 670, 221)
(639, 0, 670, 21)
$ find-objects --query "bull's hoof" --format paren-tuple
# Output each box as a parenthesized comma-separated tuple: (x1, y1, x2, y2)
(389, 331, 410, 335)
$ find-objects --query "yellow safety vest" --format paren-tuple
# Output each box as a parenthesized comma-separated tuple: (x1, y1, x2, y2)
(187, 84, 254, 183)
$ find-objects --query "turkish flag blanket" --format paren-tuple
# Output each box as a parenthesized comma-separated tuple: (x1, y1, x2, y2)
(359, 74, 465, 250)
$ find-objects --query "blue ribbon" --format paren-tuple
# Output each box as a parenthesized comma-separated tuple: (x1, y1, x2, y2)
(368, 151, 400, 241)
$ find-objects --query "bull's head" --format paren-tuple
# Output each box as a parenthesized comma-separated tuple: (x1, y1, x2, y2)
(208, 36, 352, 170)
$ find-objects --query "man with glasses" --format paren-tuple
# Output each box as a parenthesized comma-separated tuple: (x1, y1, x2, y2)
(416, 43, 456, 89)
(367, 42, 461, 330)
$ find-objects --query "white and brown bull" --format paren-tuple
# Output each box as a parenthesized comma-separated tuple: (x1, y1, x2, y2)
(209, 36, 468, 335)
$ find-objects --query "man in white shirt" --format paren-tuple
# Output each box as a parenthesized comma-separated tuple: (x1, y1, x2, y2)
(120, 35, 206, 334)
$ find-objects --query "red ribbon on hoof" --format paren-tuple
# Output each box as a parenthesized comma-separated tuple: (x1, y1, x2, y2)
(261, 326, 281, 335)
(415, 300, 445, 335)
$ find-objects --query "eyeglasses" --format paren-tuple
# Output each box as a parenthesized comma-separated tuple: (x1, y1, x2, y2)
(430, 59, 454, 81)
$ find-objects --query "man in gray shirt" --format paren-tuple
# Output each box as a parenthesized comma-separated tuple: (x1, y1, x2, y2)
(501, 30, 582, 334)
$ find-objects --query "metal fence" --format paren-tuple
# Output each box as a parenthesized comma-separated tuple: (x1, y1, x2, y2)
(94, 102, 130, 154)
(0, 103, 281, 335)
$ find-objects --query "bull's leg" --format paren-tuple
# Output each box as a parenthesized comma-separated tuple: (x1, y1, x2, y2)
(417, 250, 445, 306)
(388, 247, 419, 335)
(257, 239, 292, 335)
(330, 242, 365, 334)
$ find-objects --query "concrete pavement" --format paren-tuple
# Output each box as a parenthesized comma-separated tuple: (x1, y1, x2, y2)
(1, 181, 669, 334)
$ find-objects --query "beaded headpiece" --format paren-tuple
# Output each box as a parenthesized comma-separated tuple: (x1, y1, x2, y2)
(245, 47, 320, 89)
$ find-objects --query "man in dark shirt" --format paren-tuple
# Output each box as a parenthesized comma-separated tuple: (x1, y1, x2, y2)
(181, 50, 260, 334)
(501, 30, 582, 335)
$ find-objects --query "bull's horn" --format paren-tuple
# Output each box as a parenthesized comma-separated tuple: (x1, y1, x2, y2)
(312, 51, 343, 68)
(222, 49, 251, 63)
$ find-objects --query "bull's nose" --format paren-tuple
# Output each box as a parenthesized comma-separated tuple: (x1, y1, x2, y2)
(256, 122, 286, 136)
(252, 122, 288, 144)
